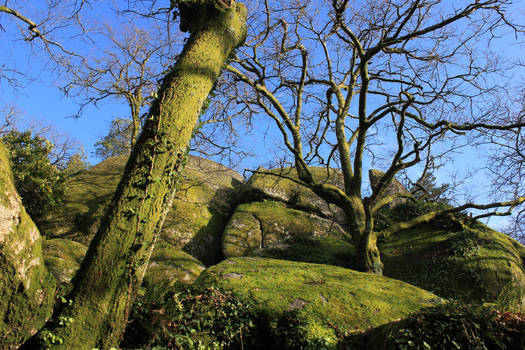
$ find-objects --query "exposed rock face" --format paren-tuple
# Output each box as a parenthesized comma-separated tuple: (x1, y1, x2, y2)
(242, 167, 347, 227)
(162, 156, 243, 265)
(222, 201, 347, 258)
(0, 142, 56, 349)
(369, 169, 410, 208)
(252, 236, 357, 269)
(40, 155, 243, 266)
(196, 257, 442, 346)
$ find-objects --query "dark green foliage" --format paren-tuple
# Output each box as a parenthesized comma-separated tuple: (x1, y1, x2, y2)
(122, 284, 270, 349)
(448, 229, 481, 257)
(343, 303, 525, 350)
(3, 130, 67, 225)
(2, 130, 87, 226)
(93, 117, 134, 160)
(274, 311, 339, 350)
(374, 200, 459, 232)
(410, 172, 451, 204)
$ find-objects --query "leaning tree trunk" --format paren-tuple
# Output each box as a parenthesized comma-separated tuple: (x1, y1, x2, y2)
(30, 2, 247, 349)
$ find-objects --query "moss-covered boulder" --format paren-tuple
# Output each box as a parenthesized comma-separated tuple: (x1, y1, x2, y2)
(380, 222, 525, 304)
(40, 155, 243, 265)
(222, 201, 347, 258)
(369, 169, 409, 208)
(195, 257, 442, 346)
(161, 156, 243, 265)
(0, 142, 56, 349)
(243, 167, 347, 226)
(40, 156, 126, 244)
(143, 241, 206, 287)
(42, 238, 205, 288)
(43, 238, 87, 284)
(251, 236, 357, 269)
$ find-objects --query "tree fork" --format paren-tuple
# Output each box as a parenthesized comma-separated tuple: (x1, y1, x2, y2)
(28, 2, 247, 349)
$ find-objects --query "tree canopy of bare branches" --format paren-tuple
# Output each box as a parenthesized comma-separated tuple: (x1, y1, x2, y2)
(220, 0, 525, 273)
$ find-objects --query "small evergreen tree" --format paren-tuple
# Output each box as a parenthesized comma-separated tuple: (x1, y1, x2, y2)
(411, 172, 451, 204)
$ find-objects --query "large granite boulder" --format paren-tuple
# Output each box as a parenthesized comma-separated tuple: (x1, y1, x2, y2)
(251, 236, 357, 269)
(43, 238, 87, 284)
(42, 238, 206, 288)
(380, 221, 525, 304)
(40, 155, 243, 265)
(195, 257, 442, 346)
(161, 157, 243, 265)
(222, 201, 347, 258)
(242, 167, 347, 226)
(0, 142, 56, 349)
(142, 241, 206, 287)
(369, 169, 410, 208)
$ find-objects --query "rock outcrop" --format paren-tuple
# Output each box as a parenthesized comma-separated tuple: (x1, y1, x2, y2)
(381, 221, 525, 304)
(43, 238, 87, 284)
(242, 167, 347, 227)
(369, 169, 410, 208)
(0, 142, 56, 349)
(195, 257, 442, 346)
(40, 155, 243, 266)
(222, 201, 347, 258)
(37, 156, 525, 309)
(143, 241, 206, 287)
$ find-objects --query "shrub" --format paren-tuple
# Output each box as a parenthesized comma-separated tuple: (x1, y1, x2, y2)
(2, 130, 66, 225)
(344, 303, 525, 350)
(122, 284, 270, 349)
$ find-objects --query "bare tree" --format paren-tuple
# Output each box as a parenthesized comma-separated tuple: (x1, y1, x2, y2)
(222, 0, 525, 274)
(62, 24, 175, 149)
(486, 89, 525, 239)
(0, 1, 88, 87)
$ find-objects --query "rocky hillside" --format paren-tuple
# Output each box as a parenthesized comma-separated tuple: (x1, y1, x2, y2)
(35, 156, 525, 348)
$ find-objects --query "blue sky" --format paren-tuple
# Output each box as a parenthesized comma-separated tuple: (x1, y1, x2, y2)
(1, 0, 524, 231)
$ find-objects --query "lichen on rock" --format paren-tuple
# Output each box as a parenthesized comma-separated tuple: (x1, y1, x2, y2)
(143, 241, 206, 287)
(43, 238, 88, 284)
(381, 221, 525, 304)
(0, 142, 56, 349)
(222, 201, 347, 258)
(40, 155, 243, 265)
(243, 167, 347, 227)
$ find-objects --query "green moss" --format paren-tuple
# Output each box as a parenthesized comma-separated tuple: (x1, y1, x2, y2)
(381, 223, 525, 304)
(244, 167, 346, 224)
(42, 239, 88, 284)
(251, 236, 357, 269)
(41, 154, 241, 265)
(223, 201, 347, 258)
(143, 241, 206, 287)
(0, 142, 56, 349)
(195, 257, 441, 336)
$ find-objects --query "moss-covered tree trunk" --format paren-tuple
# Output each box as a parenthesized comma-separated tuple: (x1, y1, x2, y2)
(30, 2, 247, 349)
